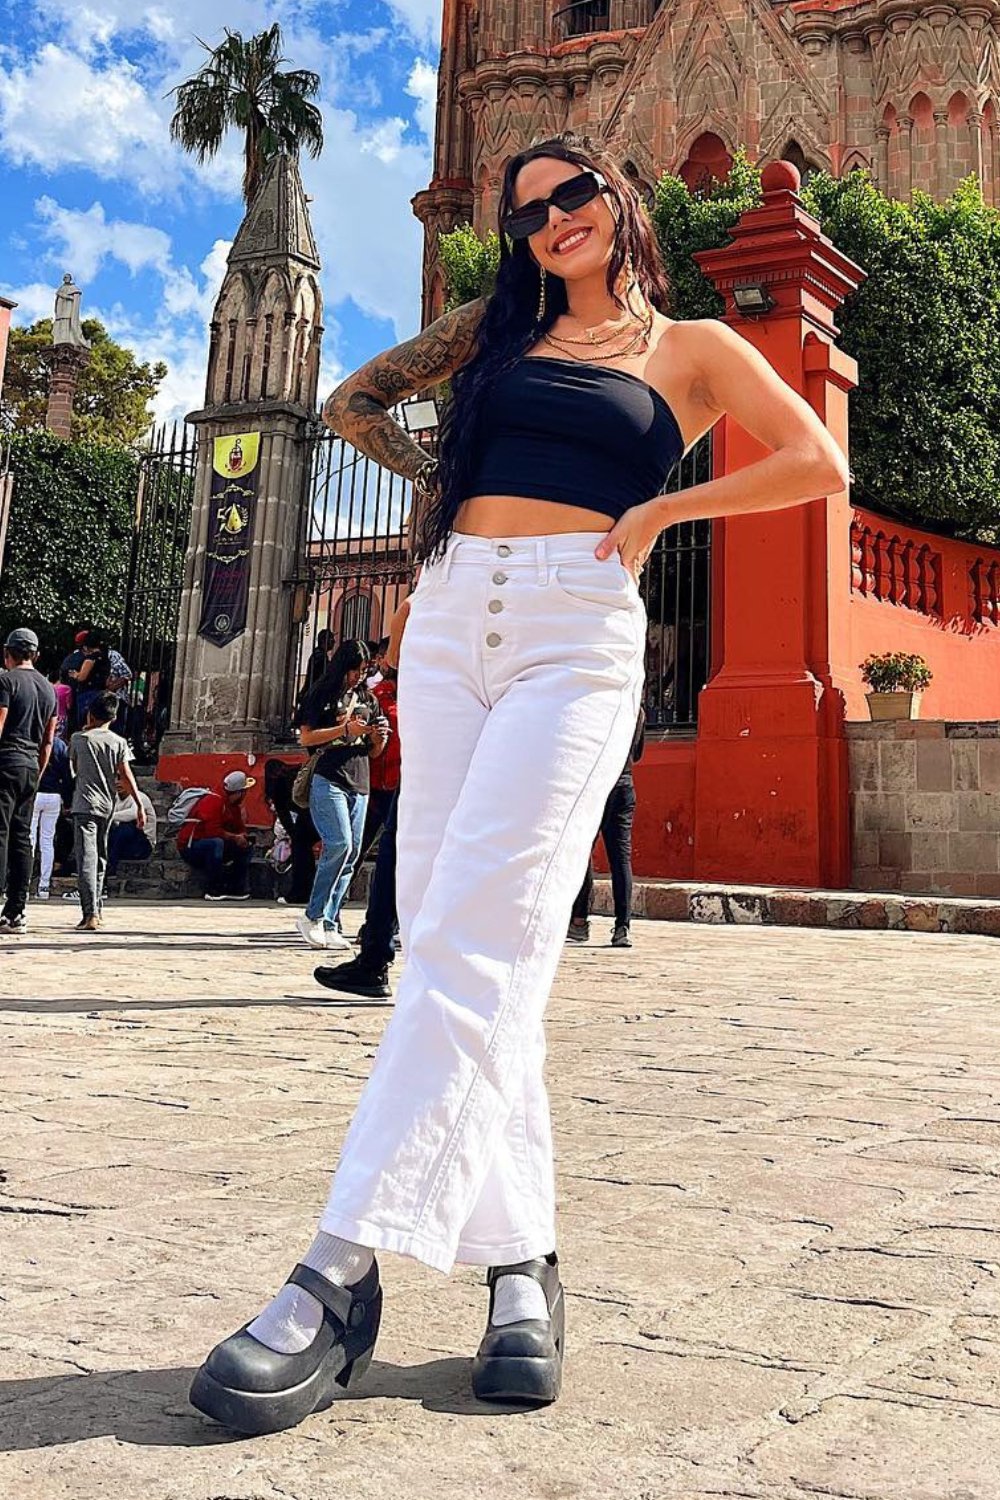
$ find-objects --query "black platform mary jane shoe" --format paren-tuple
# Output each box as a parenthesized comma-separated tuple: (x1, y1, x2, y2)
(189, 1259, 382, 1435)
(471, 1253, 565, 1406)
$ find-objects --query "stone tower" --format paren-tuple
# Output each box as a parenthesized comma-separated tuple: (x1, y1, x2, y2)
(167, 152, 324, 753)
(415, 0, 1000, 324)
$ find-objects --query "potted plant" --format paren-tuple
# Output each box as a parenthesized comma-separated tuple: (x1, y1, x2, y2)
(860, 651, 933, 721)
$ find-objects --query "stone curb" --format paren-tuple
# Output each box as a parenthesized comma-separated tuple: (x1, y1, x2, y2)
(591, 877, 1000, 937)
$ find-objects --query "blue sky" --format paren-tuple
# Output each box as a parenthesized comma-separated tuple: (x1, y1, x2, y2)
(0, 0, 442, 423)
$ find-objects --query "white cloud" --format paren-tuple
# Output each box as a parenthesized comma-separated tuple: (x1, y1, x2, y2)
(34, 197, 173, 283)
(1, 283, 61, 326)
(386, 0, 441, 47)
(304, 102, 430, 340)
(406, 58, 437, 143)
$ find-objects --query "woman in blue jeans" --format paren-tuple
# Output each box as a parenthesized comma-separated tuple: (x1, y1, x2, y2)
(295, 640, 389, 951)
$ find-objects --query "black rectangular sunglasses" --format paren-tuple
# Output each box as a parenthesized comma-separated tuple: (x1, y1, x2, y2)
(502, 170, 608, 241)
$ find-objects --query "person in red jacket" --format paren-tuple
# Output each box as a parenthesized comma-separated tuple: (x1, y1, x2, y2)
(177, 770, 254, 900)
(361, 647, 400, 858)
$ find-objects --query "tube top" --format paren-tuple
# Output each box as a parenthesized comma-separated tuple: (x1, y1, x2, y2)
(462, 355, 684, 521)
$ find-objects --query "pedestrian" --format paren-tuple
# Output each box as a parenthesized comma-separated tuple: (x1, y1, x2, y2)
(177, 771, 254, 900)
(190, 134, 848, 1432)
(293, 640, 389, 951)
(69, 691, 146, 931)
(107, 784, 156, 875)
(31, 731, 73, 900)
(567, 705, 645, 947)
(316, 602, 411, 999)
(47, 667, 72, 742)
(59, 627, 92, 734)
(359, 638, 400, 859)
(302, 628, 333, 694)
(263, 758, 317, 905)
(0, 628, 58, 935)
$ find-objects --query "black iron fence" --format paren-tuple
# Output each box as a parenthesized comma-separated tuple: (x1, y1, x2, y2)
(120, 422, 197, 759)
(287, 420, 712, 735)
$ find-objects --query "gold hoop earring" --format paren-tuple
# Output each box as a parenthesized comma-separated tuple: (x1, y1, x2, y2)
(536, 266, 547, 324)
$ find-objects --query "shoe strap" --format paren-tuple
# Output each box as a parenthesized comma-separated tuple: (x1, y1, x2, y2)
(287, 1263, 355, 1327)
(486, 1254, 559, 1313)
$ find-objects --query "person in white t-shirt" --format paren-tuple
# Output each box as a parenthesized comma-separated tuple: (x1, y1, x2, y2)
(108, 787, 156, 875)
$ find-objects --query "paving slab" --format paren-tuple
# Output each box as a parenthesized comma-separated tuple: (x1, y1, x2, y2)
(1, 903, 999, 1499)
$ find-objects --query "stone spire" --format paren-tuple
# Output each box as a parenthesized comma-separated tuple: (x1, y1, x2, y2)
(200, 152, 323, 414)
(168, 151, 325, 753)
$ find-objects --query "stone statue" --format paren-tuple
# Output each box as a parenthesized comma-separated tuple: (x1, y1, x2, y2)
(52, 274, 89, 348)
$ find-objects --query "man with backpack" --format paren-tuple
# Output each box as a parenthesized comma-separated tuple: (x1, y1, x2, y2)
(175, 770, 254, 900)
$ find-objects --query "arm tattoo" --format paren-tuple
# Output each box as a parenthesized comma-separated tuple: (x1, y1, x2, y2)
(323, 300, 483, 478)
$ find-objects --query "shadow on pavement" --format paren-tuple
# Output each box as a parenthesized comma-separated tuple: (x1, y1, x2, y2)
(0, 1356, 514, 1449)
(0, 995, 392, 1015)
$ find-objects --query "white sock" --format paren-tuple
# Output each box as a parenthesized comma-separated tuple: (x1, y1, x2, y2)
(246, 1233, 374, 1354)
(490, 1273, 551, 1328)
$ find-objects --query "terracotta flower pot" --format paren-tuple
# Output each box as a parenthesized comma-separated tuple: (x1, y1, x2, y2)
(866, 690, 922, 721)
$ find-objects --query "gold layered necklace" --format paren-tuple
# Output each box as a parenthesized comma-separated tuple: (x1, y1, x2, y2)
(542, 289, 653, 365)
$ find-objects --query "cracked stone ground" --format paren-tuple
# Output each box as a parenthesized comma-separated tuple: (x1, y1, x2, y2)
(1, 905, 999, 1500)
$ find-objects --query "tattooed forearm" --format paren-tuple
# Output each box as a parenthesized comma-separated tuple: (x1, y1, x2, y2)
(323, 299, 483, 476)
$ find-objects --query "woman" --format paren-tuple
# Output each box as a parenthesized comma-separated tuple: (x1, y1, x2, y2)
(294, 639, 389, 951)
(190, 135, 847, 1433)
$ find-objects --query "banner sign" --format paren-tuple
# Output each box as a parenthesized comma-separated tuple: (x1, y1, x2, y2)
(197, 432, 261, 648)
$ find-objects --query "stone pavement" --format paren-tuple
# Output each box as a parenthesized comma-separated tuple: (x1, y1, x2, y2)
(1, 902, 999, 1500)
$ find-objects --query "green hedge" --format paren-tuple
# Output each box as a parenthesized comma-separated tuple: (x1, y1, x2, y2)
(0, 430, 138, 666)
(439, 158, 1000, 541)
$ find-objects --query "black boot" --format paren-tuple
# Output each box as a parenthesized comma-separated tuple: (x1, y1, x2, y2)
(314, 957, 391, 999)
(189, 1260, 381, 1435)
(472, 1253, 564, 1405)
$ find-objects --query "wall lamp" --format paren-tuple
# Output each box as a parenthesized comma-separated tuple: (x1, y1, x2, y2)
(732, 282, 775, 317)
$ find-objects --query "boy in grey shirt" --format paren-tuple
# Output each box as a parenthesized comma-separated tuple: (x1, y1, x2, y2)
(70, 691, 145, 930)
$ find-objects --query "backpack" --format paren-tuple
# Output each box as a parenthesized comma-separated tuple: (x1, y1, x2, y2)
(166, 786, 211, 829)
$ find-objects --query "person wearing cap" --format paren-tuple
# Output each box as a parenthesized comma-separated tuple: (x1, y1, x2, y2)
(0, 628, 58, 935)
(177, 770, 255, 900)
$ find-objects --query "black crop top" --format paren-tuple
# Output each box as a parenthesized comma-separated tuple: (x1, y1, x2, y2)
(463, 356, 684, 521)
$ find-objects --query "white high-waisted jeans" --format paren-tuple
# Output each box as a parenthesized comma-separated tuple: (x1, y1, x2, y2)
(319, 532, 645, 1273)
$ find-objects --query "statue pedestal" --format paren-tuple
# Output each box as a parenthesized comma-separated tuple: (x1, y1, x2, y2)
(40, 344, 90, 440)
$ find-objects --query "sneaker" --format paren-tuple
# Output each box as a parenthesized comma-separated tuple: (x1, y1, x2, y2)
(320, 928, 352, 951)
(611, 923, 632, 948)
(35, 889, 51, 901)
(75, 915, 100, 932)
(566, 918, 590, 944)
(314, 957, 392, 1000)
(0, 913, 26, 934)
(296, 914, 334, 949)
(62, 889, 80, 901)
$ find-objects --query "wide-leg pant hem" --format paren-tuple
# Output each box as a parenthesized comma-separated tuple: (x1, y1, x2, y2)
(318, 1208, 555, 1275)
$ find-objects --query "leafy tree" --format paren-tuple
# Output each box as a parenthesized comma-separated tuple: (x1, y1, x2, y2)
(169, 23, 324, 206)
(1, 319, 166, 447)
(439, 157, 1000, 539)
(0, 430, 139, 665)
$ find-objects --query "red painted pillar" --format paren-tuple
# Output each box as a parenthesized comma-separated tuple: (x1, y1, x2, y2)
(692, 161, 866, 888)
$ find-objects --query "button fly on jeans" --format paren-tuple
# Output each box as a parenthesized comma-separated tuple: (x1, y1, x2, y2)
(496, 544, 512, 558)
(488, 599, 504, 614)
(492, 572, 508, 586)
(486, 632, 502, 648)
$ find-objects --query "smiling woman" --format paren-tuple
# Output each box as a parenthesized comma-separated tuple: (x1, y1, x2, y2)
(189, 131, 849, 1438)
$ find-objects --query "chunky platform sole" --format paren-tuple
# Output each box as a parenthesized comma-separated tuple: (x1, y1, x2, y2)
(472, 1289, 565, 1406)
(189, 1336, 375, 1436)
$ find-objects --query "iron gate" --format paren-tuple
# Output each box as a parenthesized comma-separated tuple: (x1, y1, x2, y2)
(120, 422, 197, 760)
(287, 422, 712, 734)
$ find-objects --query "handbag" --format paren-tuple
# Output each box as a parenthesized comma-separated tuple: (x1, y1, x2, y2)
(291, 690, 358, 809)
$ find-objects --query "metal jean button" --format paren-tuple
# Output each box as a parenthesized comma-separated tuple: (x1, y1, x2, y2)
(488, 599, 504, 614)
(492, 571, 508, 586)
(496, 544, 512, 558)
(486, 632, 502, 648)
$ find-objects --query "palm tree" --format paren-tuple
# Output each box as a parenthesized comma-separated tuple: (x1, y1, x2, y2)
(169, 24, 324, 206)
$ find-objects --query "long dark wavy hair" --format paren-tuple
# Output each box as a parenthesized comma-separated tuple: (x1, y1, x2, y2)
(299, 638, 370, 722)
(414, 135, 672, 562)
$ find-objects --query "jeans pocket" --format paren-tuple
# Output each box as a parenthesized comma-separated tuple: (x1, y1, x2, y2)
(550, 560, 640, 614)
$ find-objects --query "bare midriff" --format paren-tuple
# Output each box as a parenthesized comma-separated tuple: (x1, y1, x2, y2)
(454, 494, 611, 538)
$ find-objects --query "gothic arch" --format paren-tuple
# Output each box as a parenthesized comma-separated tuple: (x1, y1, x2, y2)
(677, 129, 733, 192)
(778, 136, 825, 184)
